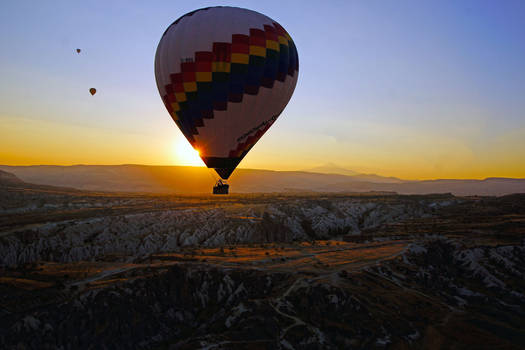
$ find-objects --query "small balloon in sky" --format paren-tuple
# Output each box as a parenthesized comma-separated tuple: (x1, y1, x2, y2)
(89, 88, 96, 96)
(76, 48, 81, 54)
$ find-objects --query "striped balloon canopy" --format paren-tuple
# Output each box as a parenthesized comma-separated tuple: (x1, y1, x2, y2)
(155, 6, 299, 179)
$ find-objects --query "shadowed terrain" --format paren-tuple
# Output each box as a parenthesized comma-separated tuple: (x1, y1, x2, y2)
(1, 171, 524, 349)
(2, 164, 525, 195)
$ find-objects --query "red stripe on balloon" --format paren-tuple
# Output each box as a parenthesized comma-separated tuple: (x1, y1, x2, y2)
(181, 62, 195, 72)
(249, 36, 265, 47)
(195, 51, 213, 62)
(182, 72, 195, 82)
(170, 73, 183, 84)
(213, 43, 231, 62)
(196, 61, 212, 71)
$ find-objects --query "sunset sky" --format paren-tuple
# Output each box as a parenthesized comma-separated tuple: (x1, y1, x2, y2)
(1, 0, 524, 179)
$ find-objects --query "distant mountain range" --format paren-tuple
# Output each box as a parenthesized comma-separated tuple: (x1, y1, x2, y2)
(304, 163, 404, 183)
(304, 163, 360, 176)
(1, 165, 524, 196)
(0, 169, 23, 185)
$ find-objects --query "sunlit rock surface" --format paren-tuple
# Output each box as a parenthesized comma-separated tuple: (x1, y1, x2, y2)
(1, 175, 524, 349)
(1, 193, 453, 267)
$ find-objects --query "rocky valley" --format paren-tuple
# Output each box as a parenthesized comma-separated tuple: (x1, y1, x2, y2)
(1, 172, 524, 349)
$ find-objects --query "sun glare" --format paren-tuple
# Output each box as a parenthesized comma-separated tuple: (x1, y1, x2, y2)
(174, 137, 204, 166)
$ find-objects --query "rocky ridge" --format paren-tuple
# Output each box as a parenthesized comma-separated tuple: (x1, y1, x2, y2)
(1, 196, 454, 267)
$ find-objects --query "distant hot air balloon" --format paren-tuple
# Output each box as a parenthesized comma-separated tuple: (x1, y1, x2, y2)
(89, 88, 96, 96)
(76, 48, 81, 54)
(155, 7, 299, 194)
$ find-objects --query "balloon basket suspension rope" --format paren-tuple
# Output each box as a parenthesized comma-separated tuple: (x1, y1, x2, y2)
(207, 168, 229, 195)
(213, 179, 229, 195)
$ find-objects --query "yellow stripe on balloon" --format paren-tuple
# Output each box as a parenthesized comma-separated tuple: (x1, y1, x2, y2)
(212, 62, 231, 72)
(231, 53, 249, 64)
(249, 46, 266, 57)
(266, 40, 280, 51)
(175, 92, 186, 102)
(196, 72, 212, 82)
(183, 82, 197, 92)
(278, 36, 288, 45)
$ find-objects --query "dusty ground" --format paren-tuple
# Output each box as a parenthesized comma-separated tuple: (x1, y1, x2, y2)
(1, 179, 524, 349)
(1, 239, 408, 295)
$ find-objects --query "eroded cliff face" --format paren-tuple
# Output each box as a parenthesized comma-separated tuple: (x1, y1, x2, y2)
(2, 183, 524, 349)
(1, 195, 454, 267)
(1, 237, 524, 349)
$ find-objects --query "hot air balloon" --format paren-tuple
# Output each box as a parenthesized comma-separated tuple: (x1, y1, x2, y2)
(155, 7, 299, 194)
(89, 88, 96, 96)
(76, 48, 81, 54)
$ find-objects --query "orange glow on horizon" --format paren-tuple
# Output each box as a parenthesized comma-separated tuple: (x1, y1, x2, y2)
(1, 116, 524, 180)
(173, 137, 205, 167)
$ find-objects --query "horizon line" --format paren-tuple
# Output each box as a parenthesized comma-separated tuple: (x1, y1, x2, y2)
(1, 164, 524, 182)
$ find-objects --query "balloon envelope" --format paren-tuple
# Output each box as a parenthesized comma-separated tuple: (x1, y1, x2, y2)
(89, 88, 96, 95)
(155, 6, 299, 179)
(76, 48, 81, 54)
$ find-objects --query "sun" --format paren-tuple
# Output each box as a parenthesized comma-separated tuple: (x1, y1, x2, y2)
(173, 137, 204, 166)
